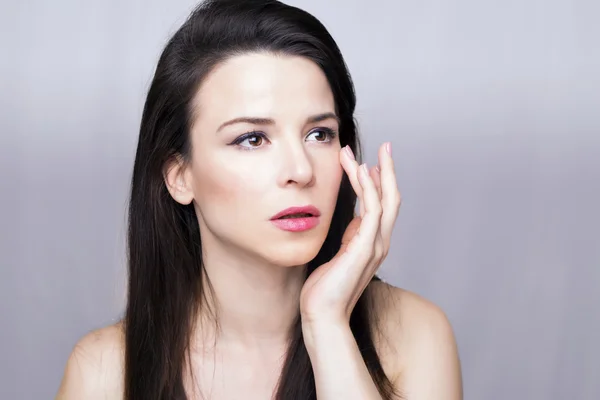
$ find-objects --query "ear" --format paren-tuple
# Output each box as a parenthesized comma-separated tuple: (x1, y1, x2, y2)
(163, 155, 194, 205)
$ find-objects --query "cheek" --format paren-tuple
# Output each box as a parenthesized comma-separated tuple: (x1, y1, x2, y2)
(318, 155, 344, 195)
(193, 163, 263, 215)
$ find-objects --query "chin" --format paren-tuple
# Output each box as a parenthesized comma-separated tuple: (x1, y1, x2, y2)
(264, 237, 325, 267)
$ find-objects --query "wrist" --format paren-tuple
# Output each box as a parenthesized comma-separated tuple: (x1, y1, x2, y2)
(301, 319, 353, 351)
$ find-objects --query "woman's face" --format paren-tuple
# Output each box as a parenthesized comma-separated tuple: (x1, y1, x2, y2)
(180, 52, 344, 266)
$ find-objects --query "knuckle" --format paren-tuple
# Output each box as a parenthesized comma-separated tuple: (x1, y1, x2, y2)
(394, 192, 402, 207)
(373, 202, 383, 216)
(374, 241, 384, 260)
(367, 250, 377, 264)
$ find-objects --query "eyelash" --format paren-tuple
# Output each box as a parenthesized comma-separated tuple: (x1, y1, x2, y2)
(230, 128, 338, 150)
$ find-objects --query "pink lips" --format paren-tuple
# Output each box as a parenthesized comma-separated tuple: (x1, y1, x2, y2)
(270, 205, 321, 232)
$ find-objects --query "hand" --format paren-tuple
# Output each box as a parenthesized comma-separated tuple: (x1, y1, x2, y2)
(300, 142, 401, 327)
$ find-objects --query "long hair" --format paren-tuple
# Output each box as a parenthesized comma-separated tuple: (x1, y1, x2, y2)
(124, 0, 399, 398)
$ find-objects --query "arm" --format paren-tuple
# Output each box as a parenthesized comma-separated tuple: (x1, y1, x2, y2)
(302, 293, 463, 400)
(299, 143, 398, 399)
(303, 322, 383, 400)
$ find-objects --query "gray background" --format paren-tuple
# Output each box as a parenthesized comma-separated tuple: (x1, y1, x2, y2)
(1, 0, 598, 399)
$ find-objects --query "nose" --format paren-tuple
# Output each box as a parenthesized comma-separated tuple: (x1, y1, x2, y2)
(277, 140, 315, 188)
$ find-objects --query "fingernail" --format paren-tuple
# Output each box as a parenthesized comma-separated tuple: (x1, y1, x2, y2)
(385, 142, 392, 155)
(361, 163, 369, 175)
(375, 165, 380, 173)
(345, 145, 355, 160)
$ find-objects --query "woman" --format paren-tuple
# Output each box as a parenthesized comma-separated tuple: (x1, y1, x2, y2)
(57, 0, 462, 399)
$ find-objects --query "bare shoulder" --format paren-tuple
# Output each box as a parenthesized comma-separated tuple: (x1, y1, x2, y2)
(55, 322, 125, 400)
(367, 280, 463, 399)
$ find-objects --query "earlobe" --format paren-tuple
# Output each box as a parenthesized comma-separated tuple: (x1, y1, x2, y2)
(164, 157, 194, 205)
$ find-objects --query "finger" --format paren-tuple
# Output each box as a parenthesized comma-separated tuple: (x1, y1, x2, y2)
(368, 164, 385, 265)
(378, 142, 401, 248)
(354, 162, 382, 255)
(340, 146, 365, 215)
(369, 165, 382, 200)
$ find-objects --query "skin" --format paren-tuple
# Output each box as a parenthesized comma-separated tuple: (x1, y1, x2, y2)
(56, 53, 463, 399)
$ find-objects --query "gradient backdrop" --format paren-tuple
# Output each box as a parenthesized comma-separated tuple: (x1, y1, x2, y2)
(1, 0, 598, 398)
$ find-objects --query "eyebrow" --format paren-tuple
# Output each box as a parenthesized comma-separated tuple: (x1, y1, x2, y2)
(216, 112, 340, 132)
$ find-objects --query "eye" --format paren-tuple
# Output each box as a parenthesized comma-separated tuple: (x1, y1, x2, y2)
(232, 131, 269, 149)
(306, 127, 337, 142)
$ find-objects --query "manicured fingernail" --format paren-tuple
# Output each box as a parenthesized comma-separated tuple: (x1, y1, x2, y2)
(375, 165, 380, 173)
(345, 145, 355, 160)
(385, 142, 392, 155)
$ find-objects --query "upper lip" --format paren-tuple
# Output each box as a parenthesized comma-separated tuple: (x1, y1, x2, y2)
(270, 205, 321, 220)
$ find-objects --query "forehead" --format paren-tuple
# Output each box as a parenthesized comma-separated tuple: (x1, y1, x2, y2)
(191, 52, 336, 126)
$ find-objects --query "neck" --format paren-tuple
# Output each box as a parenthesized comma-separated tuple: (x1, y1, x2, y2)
(192, 233, 306, 350)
